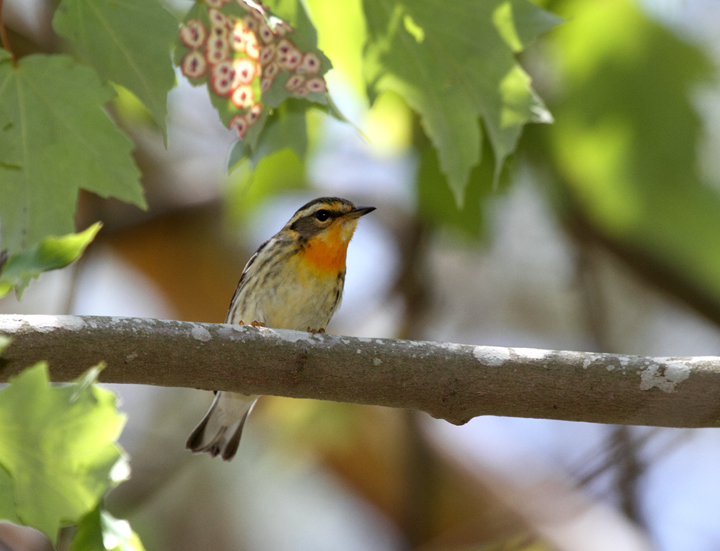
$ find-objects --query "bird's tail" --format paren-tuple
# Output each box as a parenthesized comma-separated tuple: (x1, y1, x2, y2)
(186, 392, 258, 461)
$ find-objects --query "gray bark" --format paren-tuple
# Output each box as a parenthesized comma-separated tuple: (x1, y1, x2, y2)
(1, 315, 719, 427)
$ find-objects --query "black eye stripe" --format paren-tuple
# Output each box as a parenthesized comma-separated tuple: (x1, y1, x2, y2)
(309, 207, 346, 221)
(288, 204, 348, 234)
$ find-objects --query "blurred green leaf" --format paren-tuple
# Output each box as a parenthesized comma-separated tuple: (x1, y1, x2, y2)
(304, 0, 367, 101)
(0, 52, 144, 256)
(99, 510, 145, 551)
(547, 0, 720, 302)
(226, 148, 306, 223)
(71, 506, 146, 551)
(416, 124, 507, 240)
(53, 0, 178, 139)
(363, 0, 559, 206)
(0, 464, 21, 525)
(69, 506, 105, 551)
(0, 223, 101, 299)
(265, 0, 321, 51)
(0, 363, 127, 544)
(228, 99, 307, 171)
(0, 335, 11, 355)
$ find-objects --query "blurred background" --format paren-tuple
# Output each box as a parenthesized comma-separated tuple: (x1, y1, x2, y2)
(2, 0, 720, 550)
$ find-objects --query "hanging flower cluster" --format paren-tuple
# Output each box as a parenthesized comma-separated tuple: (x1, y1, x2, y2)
(176, 0, 330, 140)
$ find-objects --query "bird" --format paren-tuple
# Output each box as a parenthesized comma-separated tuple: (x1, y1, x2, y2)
(186, 197, 375, 460)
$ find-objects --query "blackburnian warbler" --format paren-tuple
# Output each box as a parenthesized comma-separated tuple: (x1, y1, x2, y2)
(186, 197, 375, 460)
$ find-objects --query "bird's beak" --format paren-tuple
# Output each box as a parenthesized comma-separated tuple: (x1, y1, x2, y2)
(346, 206, 376, 219)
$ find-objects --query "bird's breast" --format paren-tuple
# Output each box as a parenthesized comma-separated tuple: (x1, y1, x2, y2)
(299, 224, 350, 275)
(236, 250, 345, 331)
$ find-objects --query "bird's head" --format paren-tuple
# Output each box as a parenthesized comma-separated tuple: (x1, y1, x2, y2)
(285, 197, 375, 243)
(284, 197, 375, 273)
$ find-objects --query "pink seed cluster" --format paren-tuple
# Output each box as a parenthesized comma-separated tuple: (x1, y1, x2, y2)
(178, 0, 328, 139)
(265, 38, 326, 96)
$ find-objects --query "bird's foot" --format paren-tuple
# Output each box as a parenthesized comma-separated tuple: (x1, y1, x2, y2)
(250, 320, 266, 327)
(307, 327, 325, 334)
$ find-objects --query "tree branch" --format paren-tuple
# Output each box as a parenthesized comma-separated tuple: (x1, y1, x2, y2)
(1, 315, 719, 427)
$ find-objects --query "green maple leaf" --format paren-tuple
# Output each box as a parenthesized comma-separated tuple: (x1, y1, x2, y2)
(0, 363, 127, 544)
(53, 0, 178, 138)
(416, 123, 509, 240)
(71, 506, 146, 551)
(228, 99, 307, 170)
(175, 0, 334, 171)
(363, 0, 560, 205)
(0, 222, 101, 298)
(0, 51, 144, 256)
(0, 465, 21, 525)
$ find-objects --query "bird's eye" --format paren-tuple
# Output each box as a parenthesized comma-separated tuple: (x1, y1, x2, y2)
(315, 209, 330, 222)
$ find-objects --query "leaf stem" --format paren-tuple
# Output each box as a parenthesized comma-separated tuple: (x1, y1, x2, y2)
(0, 0, 17, 66)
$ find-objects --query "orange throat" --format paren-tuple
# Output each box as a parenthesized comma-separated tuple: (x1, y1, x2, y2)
(301, 223, 354, 274)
